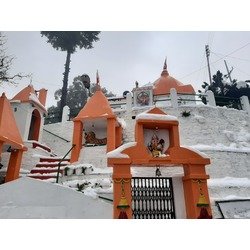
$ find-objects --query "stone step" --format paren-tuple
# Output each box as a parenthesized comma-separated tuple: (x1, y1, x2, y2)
(39, 157, 70, 163)
(30, 169, 64, 174)
(27, 174, 59, 180)
(35, 163, 68, 168)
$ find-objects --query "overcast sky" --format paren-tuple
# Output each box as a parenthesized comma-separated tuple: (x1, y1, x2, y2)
(1, 31, 250, 108)
(1, 1, 250, 108)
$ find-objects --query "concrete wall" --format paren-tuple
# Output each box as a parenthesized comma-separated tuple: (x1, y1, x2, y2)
(42, 121, 73, 156)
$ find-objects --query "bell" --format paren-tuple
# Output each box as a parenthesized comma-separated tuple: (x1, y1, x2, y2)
(197, 193, 209, 207)
(155, 167, 161, 177)
(117, 195, 130, 209)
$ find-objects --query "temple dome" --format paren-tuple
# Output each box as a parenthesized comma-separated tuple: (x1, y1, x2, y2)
(153, 61, 195, 95)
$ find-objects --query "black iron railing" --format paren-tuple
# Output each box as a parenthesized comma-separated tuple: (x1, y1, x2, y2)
(43, 128, 70, 143)
(56, 144, 76, 183)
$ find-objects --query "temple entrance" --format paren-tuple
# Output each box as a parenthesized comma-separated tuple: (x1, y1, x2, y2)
(131, 177, 175, 219)
(28, 109, 41, 141)
(108, 107, 212, 219)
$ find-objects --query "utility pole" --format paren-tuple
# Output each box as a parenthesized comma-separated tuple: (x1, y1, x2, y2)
(224, 60, 233, 83)
(205, 45, 212, 85)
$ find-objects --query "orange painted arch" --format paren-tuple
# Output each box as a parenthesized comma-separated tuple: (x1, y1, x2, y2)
(108, 107, 212, 219)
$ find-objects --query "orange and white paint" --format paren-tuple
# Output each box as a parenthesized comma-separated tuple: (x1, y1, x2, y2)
(70, 81, 122, 163)
(0, 93, 27, 182)
(108, 107, 212, 219)
(10, 84, 47, 142)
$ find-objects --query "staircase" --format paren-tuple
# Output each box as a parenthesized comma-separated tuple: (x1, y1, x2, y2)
(27, 156, 70, 181)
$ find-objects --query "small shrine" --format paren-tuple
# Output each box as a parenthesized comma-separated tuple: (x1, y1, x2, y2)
(70, 76, 123, 163)
(132, 60, 196, 107)
(0, 93, 27, 183)
(108, 107, 212, 219)
(10, 84, 47, 142)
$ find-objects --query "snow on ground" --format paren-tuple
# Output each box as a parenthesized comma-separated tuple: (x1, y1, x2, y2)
(0, 177, 112, 219)
(1, 104, 248, 219)
(191, 143, 250, 153)
(208, 177, 250, 188)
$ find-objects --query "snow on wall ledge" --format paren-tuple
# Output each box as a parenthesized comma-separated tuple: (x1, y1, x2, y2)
(42, 105, 249, 179)
(119, 105, 250, 146)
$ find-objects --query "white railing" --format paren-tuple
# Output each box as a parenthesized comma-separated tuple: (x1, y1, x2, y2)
(60, 89, 250, 122)
(108, 88, 250, 115)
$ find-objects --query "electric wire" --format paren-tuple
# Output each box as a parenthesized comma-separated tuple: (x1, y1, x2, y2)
(211, 51, 250, 62)
(180, 42, 250, 80)
(211, 51, 250, 79)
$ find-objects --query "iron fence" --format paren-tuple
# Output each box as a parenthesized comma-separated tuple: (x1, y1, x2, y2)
(131, 177, 176, 219)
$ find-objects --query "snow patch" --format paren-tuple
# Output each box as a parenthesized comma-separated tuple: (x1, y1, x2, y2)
(191, 144, 250, 153)
(107, 142, 137, 158)
(136, 112, 178, 121)
(117, 117, 126, 129)
(182, 146, 209, 158)
(29, 93, 46, 111)
(208, 177, 250, 188)
(194, 114, 206, 124)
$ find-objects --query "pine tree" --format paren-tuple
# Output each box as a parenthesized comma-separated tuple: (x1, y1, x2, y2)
(45, 76, 115, 124)
(41, 31, 100, 121)
(199, 70, 249, 109)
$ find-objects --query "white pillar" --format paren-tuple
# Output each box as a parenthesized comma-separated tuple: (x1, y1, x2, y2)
(172, 176, 186, 219)
(170, 88, 178, 108)
(126, 93, 132, 114)
(62, 105, 70, 123)
(206, 90, 216, 107)
(240, 96, 250, 114)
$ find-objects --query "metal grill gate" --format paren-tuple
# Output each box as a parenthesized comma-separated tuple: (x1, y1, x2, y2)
(131, 177, 176, 219)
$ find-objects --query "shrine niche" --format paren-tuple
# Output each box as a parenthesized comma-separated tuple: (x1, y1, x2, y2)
(83, 118, 108, 146)
(84, 131, 107, 146)
(70, 81, 123, 163)
(107, 107, 212, 219)
(145, 128, 169, 157)
(132, 86, 153, 107)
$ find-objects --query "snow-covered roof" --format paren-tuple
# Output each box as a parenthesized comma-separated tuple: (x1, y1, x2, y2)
(107, 142, 137, 158)
(136, 111, 178, 121)
(11, 85, 46, 112)
(29, 93, 46, 112)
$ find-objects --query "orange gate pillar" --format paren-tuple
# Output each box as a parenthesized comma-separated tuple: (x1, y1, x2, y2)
(182, 164, 212, 218)
(113, 163, 132, 219)
(71, 121, 83, 163)
(107, 118, 116, 152)
(0, 142, 3, 157)
(5, 149, 24, 182)
(115, 125, 123, 148)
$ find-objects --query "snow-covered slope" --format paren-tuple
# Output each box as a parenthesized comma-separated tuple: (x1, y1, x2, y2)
(0, 177, 112, 219)
(12, 104, 249, 218)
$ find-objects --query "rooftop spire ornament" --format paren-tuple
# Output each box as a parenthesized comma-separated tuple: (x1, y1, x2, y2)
(96, 70, 101, 90)
(161, 57, 169, 76)
(163, 57, 167, 70)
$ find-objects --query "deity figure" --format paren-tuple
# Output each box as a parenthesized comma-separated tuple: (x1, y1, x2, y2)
(147, 134, 165, 157)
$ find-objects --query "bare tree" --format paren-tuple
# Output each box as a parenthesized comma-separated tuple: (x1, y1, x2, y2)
(0, 32, 29, 85)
